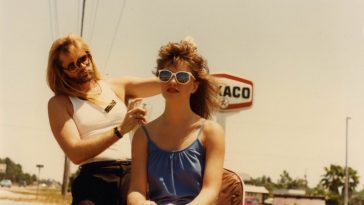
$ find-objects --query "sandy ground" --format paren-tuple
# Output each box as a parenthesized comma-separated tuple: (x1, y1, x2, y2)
(0, 199, 47, 205)
(0, 188, 34, 199)
(0, 187, 61, 205)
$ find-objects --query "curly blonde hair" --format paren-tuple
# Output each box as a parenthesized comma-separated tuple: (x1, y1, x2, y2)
(155, 37, 220, 119)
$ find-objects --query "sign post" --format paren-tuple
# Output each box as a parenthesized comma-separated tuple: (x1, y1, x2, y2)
(36, 164, 44, 199)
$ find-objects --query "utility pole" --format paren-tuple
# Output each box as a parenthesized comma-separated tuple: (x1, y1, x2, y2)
(344, 116, 351, 205)
(61, 0, 86, 197)
(61, 156, 70, 196)
(36, 164, 44, 199)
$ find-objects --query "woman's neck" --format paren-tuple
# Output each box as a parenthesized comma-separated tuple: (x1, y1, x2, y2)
(161, 100, 199, 125)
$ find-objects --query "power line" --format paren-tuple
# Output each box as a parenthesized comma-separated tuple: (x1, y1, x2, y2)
(54, 0, 59, 37)
(88, 0, 99, 44)
(104, 0, 127, 72)
(48, 0, 59, 40)
(48, 0, 54, 40)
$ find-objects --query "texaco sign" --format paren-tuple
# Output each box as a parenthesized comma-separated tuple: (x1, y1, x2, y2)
(212, 73, 254, 111)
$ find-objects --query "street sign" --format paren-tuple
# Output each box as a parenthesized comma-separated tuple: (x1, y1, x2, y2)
(212, 73, 254, 111)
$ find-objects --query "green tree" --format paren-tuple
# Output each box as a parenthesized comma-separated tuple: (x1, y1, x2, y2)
(0, 157, 37, 185)
(346, 168, 360, 198)
(289, 178, 308, 190)
(308, 184, 326, 196)
(276, 170, 293, 189)
(249, 175, 273, 186)
(320, 164, 344, 194)
(275, 170, 308, 190)
(248, 175, 276, 194)
(320, 164, 360, 205)
(0, 157, 23, 181)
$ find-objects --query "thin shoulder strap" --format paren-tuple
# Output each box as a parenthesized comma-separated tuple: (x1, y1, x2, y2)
(141, 125, 151, 141)
(195, 120, 206, 140)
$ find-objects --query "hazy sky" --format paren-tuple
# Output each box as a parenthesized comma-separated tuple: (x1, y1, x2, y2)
(1, 0, 364, 189)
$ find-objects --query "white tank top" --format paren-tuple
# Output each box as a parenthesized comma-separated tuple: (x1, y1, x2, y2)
(69, 80, 131, 164)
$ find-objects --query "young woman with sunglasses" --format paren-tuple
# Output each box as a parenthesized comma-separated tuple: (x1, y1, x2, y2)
(128, 38, 225, 205)
(46, 34, 160, 205)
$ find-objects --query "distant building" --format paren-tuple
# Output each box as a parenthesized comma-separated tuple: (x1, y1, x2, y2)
(245, 184, 269, 204)
(273, 193, 325, 205)
(271, 189, 325, 205)
(273, 189, 306, 196)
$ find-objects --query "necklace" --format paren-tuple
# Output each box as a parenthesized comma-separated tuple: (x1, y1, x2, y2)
(87, 82, 117, 113)
(89, 82, 102, 95)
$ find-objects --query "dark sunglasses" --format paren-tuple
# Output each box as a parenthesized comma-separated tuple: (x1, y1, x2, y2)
(63, 53, 91, 72)
(158, 69, 196, 84)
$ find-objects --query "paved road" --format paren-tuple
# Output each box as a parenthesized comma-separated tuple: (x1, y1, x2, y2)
(0, 199, 47, 205)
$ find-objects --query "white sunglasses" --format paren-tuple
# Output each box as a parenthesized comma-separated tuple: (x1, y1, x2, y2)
(158, 69, 196, 84)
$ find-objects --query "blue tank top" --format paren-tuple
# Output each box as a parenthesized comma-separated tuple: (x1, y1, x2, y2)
(141, 122, 206, 205)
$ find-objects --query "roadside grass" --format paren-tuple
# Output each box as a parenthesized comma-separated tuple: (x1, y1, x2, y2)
(0, 186, 72, 205)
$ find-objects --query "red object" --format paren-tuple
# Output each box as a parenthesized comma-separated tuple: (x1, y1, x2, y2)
(212, 73, 254, 111)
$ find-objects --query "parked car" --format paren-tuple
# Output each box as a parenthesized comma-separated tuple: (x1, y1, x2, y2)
(0, 179, 12, 188)
(18, 180, 27, 187)
(245, 197, 263, 205)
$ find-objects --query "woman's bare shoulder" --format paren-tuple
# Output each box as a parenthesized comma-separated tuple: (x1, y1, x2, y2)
(203, 119, 224, 132)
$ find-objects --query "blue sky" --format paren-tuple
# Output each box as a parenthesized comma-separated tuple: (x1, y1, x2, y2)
(1, 0, 364, 188)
